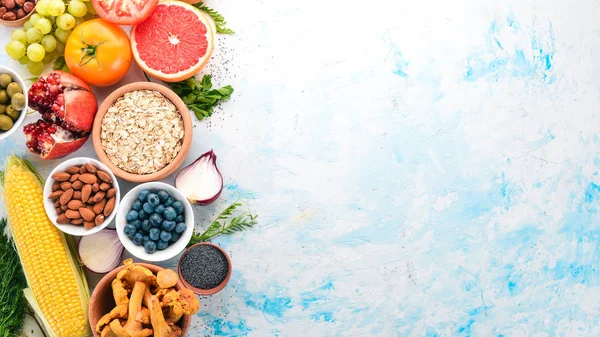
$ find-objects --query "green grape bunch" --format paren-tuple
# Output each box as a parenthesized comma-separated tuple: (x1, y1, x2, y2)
(4, 0, 93, 76)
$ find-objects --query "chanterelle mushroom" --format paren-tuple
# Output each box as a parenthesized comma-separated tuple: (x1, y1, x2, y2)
(96, 305, 128, 333)
(112, 279, 130, 307)
(110, 281, 153, 337)
(117, 259, 156, 287)
(101, 321, 124, 337)
(135, 307, 151, 325)
(149, 295, 182, 337)
(156, 269, 179, 289)
(161, 288, 200, 324)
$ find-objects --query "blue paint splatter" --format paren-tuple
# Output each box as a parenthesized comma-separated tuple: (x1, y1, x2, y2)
(310, 312, 335, 322)
(320, 280, 334, 290)
(197, 313, 252, 336)
(391, 49, 409, 77)
(246, 295, 292, 318)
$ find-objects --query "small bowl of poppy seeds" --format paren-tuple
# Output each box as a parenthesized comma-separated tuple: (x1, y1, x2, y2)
(178, 242, 232, 295)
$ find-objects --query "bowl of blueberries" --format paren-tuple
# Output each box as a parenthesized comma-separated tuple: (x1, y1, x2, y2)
(116, 182, 195, 262)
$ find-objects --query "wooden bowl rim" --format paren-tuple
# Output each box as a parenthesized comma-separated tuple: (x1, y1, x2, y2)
(177, 242, 233, 296)
(89, 262, 192, 337)
(92, 82, 193, 183)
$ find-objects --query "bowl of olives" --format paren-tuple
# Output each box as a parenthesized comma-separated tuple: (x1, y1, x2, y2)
(0, 66, 27, 140)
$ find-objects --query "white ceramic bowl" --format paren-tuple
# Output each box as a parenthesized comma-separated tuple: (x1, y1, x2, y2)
(116, 182, 194, 262)
(43, 157, 120, 236)
(0, 66, 28, 140)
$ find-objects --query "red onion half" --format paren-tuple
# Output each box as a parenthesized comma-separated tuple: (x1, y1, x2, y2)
(175, 150, 224, 205)
(78, 229, 124, 274)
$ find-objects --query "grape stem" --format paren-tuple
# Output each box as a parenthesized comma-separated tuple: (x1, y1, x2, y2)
(78, 28, 107, 70)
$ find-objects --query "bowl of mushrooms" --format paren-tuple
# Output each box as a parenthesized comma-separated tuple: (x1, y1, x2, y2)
(89, 259, 199, 337)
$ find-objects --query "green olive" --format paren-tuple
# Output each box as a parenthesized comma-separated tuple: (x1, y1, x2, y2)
(0, 104, 6, 114)
(11, 93, 25, 111)
(0, 90, 8, 104)
(6, 82, 22, 98)
(0, 74, 12, 89)
(0, 115, 13, 131)
(5, 105, 20, 120)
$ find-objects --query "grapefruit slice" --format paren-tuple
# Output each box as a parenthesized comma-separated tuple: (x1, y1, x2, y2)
(130, 1, 215, 82)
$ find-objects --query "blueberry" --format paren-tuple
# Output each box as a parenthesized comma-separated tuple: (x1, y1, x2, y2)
(160, 230, 172, 242)
(157, 190, 170, 202)
(150, 213, 163, 227)
(149, 228, 160, 241)
(138, 210, 148, 220)
(141, 219, 151, 232)
(138, 190, 150, 202)
(124, 224, 137, 237)
(164, 197, 175, 207)
(163, 207, 177, 220)
(156, 240, 169, 250)
(142, 235, 150, 245)
(126, 210, 139, 222)
(170, 232, 181, 243)
(129, 220, 141, 230)
(147, 193, 160, 206)
(144, 240, 157, 254)
(172, 201, 184, 215)
(175, 222, 186, 234)
(132, 200, 143, 211)
(154, 204, 166, 214)
(142, 202, 154, 214)
(132, 233, 144, 246)
(176, 215, 184, 223)
(162, 220, 176, 231)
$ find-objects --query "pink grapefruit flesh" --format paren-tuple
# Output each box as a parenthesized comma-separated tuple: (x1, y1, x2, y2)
(130, 1, 215, 82)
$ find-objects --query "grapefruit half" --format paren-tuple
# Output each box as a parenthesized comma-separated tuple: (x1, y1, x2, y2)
(130, 1, 215, 82)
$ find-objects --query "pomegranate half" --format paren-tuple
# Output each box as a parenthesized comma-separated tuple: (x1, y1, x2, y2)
(24, 71, 98, 160)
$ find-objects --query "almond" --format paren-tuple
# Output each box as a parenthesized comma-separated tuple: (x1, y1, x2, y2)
(73, 191, 81, 200)
(71, 218, 84, 225)
(79, 207, 95, 221)
(52, 172, 71, 181)
(100, 182, 111, 191)
(97, 170, 113, 184)
(60, 182, 72, 191)
(85, 162, 97, 174)
(92, 191, 105, 203)
(56, 207, 65, 215)
(69, 173, 80, 182)
(52, 181, 61, 191)
(104, 197, 115, 216)
(93, 199, 106, 214)
(60, 204, 68, 211)
(95, 214, 105, 226)
(106, 188, 117, 198)
(66, 166, 80, 174)
(54, 199, 60, 208)
(92, 183, 100, 193)
(67, 200, 83, 210)
(81, 185, 92, 203)
(72, 181, 83, 190)
(84, 221, 96, 229)
(59, 189, 73, 205)
(79, 173, 97, 184)
(48, 190, 63, 200)
(65, 209, 80, 219)
(79, 165, 87, 174)
(57, 214, 70, 224)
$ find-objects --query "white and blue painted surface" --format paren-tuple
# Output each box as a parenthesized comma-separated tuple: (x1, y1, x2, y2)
(2, 0, 600, 335)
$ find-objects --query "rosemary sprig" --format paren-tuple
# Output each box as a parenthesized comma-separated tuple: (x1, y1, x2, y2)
(188, 201, 258, 246)
(194, 2, 234, 34)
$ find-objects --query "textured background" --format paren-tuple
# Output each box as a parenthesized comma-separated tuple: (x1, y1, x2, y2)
(2, 0, 600, 335)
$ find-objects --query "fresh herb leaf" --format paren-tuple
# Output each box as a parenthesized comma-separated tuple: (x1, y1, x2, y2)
(188, 201, 258, 246)
(194, 2, 234, 34)
(0, 218, 28, 337)
(168, 74, 234, 121)
(52, 57, 70, 73)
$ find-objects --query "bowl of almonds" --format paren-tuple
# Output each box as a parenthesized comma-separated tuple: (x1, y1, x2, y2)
(0, 0, 35, 27)
(43, 157, 120, 236)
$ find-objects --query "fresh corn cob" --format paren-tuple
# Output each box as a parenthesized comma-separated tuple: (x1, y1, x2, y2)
(1, 155, 91, 337)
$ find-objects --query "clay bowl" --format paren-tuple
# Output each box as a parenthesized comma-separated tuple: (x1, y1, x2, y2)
(178, 242, 232, 296)
(92, 82, 193, 183)
(0, 8, 35, 28)
(89, 262, 192, 337)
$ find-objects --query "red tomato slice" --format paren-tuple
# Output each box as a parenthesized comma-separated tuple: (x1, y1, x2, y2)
(92, 0, 159, 25)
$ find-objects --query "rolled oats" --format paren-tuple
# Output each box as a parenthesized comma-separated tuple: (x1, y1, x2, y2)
(100, 90, 185, 174)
